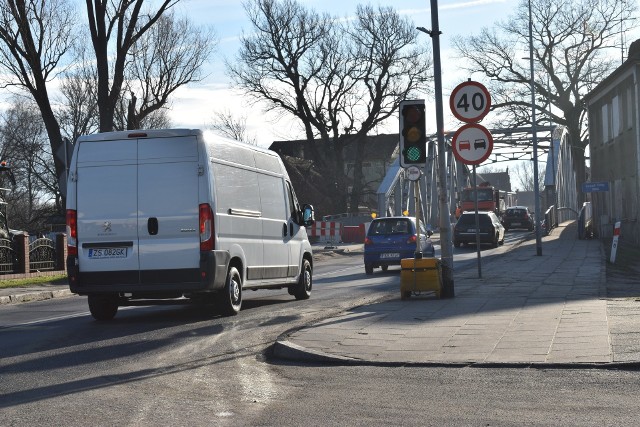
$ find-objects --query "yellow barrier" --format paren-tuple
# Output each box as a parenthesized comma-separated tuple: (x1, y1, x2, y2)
(400, 257, 442, 299)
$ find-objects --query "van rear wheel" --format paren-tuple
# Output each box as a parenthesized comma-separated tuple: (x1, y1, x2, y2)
(292, 259, 312, 300)
(88, 295, 118, 321)
(218, 266, 242, 316)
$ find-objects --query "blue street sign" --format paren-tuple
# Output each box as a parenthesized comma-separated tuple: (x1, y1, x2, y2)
(582, 181, 609, 192)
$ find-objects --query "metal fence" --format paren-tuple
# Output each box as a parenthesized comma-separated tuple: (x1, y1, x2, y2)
(0, 238, 18, 274)
(28, 237, 56, 272)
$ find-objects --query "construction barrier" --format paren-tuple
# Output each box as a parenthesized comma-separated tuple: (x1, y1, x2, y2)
(342, 224, 366, 243)
(306, 221, 343, 243)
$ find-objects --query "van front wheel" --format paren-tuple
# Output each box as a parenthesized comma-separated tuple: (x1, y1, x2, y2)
(218, 266, 242, 316)
(292, 259, 312, 300)
(88, 295, 118, 321)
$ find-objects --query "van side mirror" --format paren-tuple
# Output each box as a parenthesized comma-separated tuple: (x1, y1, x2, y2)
(302, 204, 315, 226)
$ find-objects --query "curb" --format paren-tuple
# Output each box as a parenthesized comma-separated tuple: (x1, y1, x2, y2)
(271, 339, 640, 370)
(272, 339, 359, 363)
(0, 288, 74, 305)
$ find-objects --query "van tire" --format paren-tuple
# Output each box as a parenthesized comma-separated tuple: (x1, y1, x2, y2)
(292, 259, 312, 300)
(218, 266, 242, 316)
(88, 295, 118, 321)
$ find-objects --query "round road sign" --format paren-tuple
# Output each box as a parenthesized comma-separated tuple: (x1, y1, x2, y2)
(405, 165, 421, 181)
(451, 123, 493, 165)
(450, 81, 491, 123)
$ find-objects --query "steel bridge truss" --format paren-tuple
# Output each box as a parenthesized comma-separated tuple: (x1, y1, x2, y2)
(376, 126, 577, 228)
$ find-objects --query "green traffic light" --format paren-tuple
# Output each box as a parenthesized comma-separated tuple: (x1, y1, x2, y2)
(405, 146, 422, 162)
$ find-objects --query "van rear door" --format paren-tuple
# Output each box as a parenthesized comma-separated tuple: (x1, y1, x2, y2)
(76, 138, 140, 283)
(75, 132, 201, 285)
(137, 135, 200, 283)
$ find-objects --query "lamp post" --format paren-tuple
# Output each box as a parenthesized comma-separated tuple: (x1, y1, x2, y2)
(528, 0, 542, 256)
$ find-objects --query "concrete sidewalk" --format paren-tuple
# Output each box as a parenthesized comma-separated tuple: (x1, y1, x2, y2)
(275, 222, 640, 367)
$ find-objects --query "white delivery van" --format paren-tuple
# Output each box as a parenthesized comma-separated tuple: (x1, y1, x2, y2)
(66, 129, 315, 320)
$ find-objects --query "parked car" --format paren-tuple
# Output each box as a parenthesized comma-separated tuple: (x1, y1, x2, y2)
(364, 216, 435, 275)
(501, 206, 534, 231)
(453, 211, 505, 248)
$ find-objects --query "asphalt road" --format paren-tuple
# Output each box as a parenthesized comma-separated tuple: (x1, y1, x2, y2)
(5, 230, 636, 426)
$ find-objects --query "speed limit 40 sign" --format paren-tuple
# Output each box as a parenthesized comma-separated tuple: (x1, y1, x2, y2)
(450, 81, 491, 123)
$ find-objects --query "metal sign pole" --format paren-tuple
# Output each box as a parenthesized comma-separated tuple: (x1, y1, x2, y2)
(414, 178, 422, 258)
(472, 165, 482, 278)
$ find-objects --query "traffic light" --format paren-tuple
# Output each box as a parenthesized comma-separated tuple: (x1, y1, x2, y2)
(399, 100, 427, 167)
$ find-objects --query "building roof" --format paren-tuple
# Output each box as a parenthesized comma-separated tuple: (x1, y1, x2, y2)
(585, 38, 640, 103)
(269, 133, 399, 162)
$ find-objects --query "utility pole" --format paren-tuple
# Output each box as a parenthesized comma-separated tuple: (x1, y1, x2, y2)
(528, 0, 542, 256)
(417, 0, 454, 297)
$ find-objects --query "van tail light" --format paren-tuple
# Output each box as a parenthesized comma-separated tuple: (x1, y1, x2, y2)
(66, 209, 78, 256)
(407, 235, 417, 244)
(199, 203, 214, 251)
(364, 237, 373, 245)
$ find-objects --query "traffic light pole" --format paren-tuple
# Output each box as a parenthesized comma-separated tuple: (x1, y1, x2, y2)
(419, 0, 454, 297)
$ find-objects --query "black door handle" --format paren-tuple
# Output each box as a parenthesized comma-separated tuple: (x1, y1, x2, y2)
(282, 223, 288, 237)
(148, 217, 159, 235)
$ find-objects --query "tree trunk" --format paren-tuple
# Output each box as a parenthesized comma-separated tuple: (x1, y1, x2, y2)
(348, 136, 366, 214)
(567, 122, 587, 205)
(127, 93, 140, 130)
(34, 94, 66, 211)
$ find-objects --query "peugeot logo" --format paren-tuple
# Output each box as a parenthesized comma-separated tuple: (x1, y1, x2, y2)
(103, 221, 112, 232)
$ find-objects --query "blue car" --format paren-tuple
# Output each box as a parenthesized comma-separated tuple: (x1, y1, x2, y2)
(364, 216, 435, 275)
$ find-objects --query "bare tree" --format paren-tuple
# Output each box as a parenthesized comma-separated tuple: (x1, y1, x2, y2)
(0, 0, 76, 206)
(0, 98, 59, 232)
(453, 0, 638, 201)
(0, 0, 214, 213)
(115, 12, 216, 130)
(229, 0, 433, 214)
(58, 45, 99, 143)
(512, 161, 545, 192)
(84, 0, 181, 132)
(210, 108, 258, 145)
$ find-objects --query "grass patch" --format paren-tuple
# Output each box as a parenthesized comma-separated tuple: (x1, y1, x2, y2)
(0, 274, 68, 290)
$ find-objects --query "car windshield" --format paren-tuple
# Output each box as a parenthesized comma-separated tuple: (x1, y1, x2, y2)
(369, 219, 412, 235)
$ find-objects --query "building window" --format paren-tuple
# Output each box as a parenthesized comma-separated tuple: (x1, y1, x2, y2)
(627, 87, 634, 130)
(612, 95, 620, 136)
(601, 103, 609, 141)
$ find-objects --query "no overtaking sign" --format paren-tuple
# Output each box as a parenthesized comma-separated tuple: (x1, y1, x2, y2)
(451, 123, 494, 166)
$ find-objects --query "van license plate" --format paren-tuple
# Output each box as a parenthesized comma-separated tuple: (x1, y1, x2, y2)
(380, 253, 400, 259)
(88, 248, 127, 259)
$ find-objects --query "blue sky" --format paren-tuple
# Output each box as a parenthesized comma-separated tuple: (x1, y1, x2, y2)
(170, 0, 525, 146)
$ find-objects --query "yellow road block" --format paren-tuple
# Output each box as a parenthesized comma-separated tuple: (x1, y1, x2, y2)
(400, 257, 442, 299)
